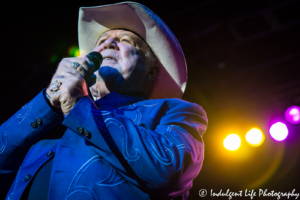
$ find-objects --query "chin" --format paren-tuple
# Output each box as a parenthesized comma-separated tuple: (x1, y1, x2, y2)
(101, 60, 120, 69)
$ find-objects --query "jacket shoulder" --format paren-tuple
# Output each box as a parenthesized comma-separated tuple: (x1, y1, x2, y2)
(136, 98, 206, 117)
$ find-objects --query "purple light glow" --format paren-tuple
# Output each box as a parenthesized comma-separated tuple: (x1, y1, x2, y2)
(285, 106, 300, 124)
(269, 122, 288, 141)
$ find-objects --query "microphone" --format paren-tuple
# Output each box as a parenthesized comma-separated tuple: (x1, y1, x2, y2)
(85, 52, 103, 87)
(85, 52, 103, 99)
(86, 51, 103, 73)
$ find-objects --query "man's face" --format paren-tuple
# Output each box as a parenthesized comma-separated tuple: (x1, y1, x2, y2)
(90, 29, 152, 98)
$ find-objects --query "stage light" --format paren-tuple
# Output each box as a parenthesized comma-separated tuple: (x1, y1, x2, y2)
(68, 46, 80, 57)
(245, 128, 264, 147)
(269, 122, 288, 141)
(285, 106, 300, 124)
(223, 134, 241, 151)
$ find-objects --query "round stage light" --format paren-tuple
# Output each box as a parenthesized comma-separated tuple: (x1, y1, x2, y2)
(285, 106, 300, 124)
(269, 122, 288, 141)
(68, 46, 80, 57)
(223, 134, 241, 151)
(246, 128, 265, 147)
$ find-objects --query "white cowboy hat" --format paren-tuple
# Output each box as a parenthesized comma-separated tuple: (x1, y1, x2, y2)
(78, 1, 187, 99)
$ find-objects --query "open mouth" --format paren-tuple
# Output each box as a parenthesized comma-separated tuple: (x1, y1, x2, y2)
(103, 56, 117, 62)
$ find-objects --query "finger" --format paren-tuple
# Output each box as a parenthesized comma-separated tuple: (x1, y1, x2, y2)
(75, 65, 89, 80)
(63, 60, 90, 80)
(68, 57, 93, 75)
(56, 57, 92, 82)
(55, 65, 86, 80)
(47, 86, 61, 108)
(49, 78, 63, 93)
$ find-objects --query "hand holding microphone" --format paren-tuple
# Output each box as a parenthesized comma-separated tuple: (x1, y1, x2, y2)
(69, 52, 103, 86)
(46, 52, 103, 116)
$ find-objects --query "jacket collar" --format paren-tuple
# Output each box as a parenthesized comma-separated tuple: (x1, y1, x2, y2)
(95, 91, 144, 109)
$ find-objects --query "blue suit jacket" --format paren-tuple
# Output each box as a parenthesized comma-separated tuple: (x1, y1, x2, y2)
(0, 90, 207, 200)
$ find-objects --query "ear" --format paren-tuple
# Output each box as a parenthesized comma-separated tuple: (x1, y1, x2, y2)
(147, 66, 159, 81)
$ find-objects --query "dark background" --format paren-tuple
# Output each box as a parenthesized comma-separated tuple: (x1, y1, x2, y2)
(1, 0, 300, 199)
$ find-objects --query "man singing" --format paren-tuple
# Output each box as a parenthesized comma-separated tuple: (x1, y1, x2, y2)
(0, 2, 207, 200)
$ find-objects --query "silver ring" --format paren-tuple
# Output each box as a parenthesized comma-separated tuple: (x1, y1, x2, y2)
(50, 79, 62, 93)
(71, 62, 81, 70)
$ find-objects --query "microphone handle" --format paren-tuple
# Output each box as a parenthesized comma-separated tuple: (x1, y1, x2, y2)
(85, 52, 103, 99)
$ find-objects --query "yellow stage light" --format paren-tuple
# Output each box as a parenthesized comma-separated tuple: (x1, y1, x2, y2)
(68, 46, 80, 57)
(223, 134, 241, 151)
(245, 128, 265, 147)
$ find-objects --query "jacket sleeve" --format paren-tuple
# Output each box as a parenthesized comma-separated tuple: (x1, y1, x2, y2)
(0, 90, 63, 191)
(62, 96, 207, 198)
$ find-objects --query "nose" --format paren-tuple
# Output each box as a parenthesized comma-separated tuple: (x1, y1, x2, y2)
(103, 38, 119, 50)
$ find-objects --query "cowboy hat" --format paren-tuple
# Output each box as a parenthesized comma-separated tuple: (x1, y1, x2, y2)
(78, 1, 187, 99)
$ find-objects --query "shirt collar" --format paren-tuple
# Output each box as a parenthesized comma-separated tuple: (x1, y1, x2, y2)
(94, 91, 145, 109)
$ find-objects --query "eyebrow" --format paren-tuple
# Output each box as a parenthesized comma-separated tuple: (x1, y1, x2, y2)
(96, 29, 156, 57)
(99, 31, 137, 40)
(97, 31, 139, 47)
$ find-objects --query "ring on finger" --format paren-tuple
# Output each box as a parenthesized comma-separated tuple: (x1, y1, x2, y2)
(50, 79, 62, 93)
(71, 62, 81, 70)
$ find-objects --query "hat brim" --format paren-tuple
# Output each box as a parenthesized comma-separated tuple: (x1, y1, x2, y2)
(78, 1, 187, 99)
